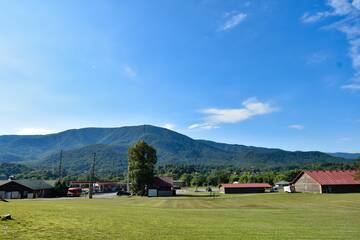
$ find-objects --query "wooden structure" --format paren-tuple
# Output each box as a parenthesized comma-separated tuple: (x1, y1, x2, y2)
(148, 176, 175, 197)
(0, 180, 54, 199)
(220, 183, 272, 194)
(292, 170, 360, 193)
(274, 180, 290, 189)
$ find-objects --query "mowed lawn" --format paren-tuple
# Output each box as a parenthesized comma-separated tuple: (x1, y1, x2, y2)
(1, 193, 360, 240)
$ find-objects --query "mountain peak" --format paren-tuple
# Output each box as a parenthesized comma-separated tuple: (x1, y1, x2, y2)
(0, 125, 349, 177)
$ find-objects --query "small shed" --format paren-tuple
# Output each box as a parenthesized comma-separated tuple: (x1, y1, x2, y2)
(292, 170, 360, 193)
(148, 176, 175, 197)
(220, 183, 272, 194)
(0, 180, 54, 199)
(274, 180, 290, 189)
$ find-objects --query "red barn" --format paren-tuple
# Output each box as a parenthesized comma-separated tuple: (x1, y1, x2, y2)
(292, 170, 360, 193)
(148, 176, 175, 197)
(220, 183, 272, 194)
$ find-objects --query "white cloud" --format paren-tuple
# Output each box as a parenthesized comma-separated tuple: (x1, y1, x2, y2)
(329, 0, 353, 15)
(289, 124, 305, 130)
(220, 12, 247, 31)
(188, 123, 219, 130)
(301, 12, 332, 23)
(301, 0, 360, 91)
(17, 128, 55, 135)
(123, 66, 137, 78)
(341, 83, 360, 90)
(189, 98, 276, 130)
(353, 0, 360, 9)
(162, 123, 176, 131)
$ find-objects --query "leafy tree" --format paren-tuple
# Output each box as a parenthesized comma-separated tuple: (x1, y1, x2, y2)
(128, 140, 157, 196)
(238, 172, 252, 183)
(190, 173, 207, 187)
(283, 169, 302, 182)
(53, 180, 68, 197)
(179, 173, 192, 187)
(229, 174, 240, 183)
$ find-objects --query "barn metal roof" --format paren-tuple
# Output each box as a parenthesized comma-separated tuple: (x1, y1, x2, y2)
(295, 170, 360, 186)
(153, 176, 174, 188)
(221, 183, 272, 188)
(0, 180, 54, 190)
(275, 180, 290, 185)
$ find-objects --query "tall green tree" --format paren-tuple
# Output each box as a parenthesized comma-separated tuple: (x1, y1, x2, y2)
(128, 140, 157, 195)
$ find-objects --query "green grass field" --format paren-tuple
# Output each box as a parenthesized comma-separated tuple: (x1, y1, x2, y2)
(1, 193, 360, 240)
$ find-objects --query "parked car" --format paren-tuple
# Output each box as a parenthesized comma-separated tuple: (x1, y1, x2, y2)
(117, 190, 131, 196)
(67, 187, 82, 197)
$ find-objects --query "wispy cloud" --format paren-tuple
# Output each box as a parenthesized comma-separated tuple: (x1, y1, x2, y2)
(219, 12, 247, 31)
(289, 124, 305, 130)
(301, 11, 333, 23)
(306, 52, 329, 65)
(188, 123, 219, 130)
(189, 98, 276, 130)
(162, 123, 176, 131)
(341, 83, 360, 90)
(17, 128, 55, 135)
(301, 0, 360, 91)
(123, 66, 137, 78)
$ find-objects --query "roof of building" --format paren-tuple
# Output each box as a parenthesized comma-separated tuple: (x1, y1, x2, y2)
(45, 180, 58, 187)
(221, 183, 272, 188)
(153, 176, 174, 188)
(0, 180, 54, 190)
(275, 180, 290, 185)
(0, 180, 8, 186)
(293, 170, 360, 186)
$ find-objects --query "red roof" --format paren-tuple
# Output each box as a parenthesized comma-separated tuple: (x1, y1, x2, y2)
(297, 170, 360, 185)
(221, 183, 272, 189)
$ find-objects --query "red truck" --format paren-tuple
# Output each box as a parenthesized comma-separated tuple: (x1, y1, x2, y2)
(67, 187, 82, 197)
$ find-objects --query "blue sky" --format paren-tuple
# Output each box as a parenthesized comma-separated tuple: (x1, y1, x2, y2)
(0, 0, 359, 152)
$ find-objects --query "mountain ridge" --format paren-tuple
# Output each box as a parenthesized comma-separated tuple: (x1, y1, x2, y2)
(0, 125, 351, 176)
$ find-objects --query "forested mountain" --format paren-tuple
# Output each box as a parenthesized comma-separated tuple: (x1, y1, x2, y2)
(0, 125, 350, 176)
(328, 152, 360, 159)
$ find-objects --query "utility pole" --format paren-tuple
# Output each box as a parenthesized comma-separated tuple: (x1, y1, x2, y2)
(89, 152, 96, 199)
(112, 158, 115, 179)
(126, 159, 130, 193)
(58, 150, 63, 181)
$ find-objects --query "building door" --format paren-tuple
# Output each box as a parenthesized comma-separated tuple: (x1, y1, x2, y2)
(5, 192, 11, 199)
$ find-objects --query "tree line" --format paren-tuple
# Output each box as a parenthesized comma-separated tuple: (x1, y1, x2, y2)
(1, 141, 359, 190)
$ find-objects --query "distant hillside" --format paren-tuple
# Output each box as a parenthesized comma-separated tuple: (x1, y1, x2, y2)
(0, 125, 349, 176)
(328, 152, 360, 159)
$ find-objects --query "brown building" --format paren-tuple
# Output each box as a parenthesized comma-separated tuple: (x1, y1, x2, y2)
(292, 170, 360, 193)
(0, 180, 54, 199)
(148, 176, 175, 197)
(220, 183, 272, 194)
